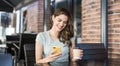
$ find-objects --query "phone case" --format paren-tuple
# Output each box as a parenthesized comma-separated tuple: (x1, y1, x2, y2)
(52, 46, 61, 54)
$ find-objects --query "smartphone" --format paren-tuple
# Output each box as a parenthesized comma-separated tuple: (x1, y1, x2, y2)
(52, 46, 61, 54)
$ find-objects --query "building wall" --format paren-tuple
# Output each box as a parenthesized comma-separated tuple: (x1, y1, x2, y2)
(81, 0, 103, 66)
(81, 0, 101, 43)
(9, 13, 16, 27)
(81, 0, 120, 66)
(27, 0, 44, 33)
(108, 0, 120, 66)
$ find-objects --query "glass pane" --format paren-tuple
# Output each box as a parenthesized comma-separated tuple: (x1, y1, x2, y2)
(74, 0, 101, 43)
(0, 12, 15, 43)
(74, 0, 82, 43)
(55, 0, 68, 9)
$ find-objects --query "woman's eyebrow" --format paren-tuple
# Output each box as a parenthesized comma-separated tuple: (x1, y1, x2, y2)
(57, 18, 67, 22)
(57, 18, 62, 21)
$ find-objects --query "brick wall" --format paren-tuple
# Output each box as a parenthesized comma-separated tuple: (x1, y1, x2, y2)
(81, 0, 102, 66)
(108, 0, 120, 66)
(9, 13, 16, 30)
(27, 0, 44, 33)
(81, 0, 101, 43)
(81, 0, 120, 66)
(37, 0, 44, 33)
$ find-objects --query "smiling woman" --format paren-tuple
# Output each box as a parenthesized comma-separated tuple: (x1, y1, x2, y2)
(35, 8, 83, 66)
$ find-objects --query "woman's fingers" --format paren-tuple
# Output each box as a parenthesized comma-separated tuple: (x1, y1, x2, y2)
(72, 49, 83, 61)
(79, 49, 83, 59)
(48, 52, 62, 62)
(51, 49, 57, 54)
(51, 52, 62, 58)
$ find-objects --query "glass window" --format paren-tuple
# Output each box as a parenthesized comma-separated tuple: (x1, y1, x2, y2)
(74, 0, 101, 43)
(74, 0, 82, 43)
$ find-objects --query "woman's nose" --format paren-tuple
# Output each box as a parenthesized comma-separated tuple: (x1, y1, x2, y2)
(60, 22, 64, 26)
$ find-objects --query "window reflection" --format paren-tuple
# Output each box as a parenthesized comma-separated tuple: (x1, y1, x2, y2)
(0, 12, 15, 43)
(74, 0, 82, 43)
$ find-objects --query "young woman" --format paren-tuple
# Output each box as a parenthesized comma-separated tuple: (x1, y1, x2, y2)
(35, 8, 83, 66)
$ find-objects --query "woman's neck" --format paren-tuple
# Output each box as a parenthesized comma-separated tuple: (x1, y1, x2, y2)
(49, 29, 60, 41)
(49, 29, 59, 37)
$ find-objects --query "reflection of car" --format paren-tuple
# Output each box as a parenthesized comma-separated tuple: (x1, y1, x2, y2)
(5, 25, 15, 35)
(0, 36, 4, 44)
(0, 39, 2, 44)
(0, 44, 6, 53)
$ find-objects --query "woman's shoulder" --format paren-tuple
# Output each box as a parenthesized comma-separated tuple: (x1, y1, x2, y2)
(37, 30, 49, 37)
(36, 31, 50, 45)
(36, 30, 49, 41)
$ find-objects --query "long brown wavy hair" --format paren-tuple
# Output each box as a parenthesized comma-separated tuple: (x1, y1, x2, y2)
(49, 8, 74, 46)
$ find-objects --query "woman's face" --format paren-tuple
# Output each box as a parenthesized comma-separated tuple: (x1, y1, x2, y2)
(52, 14, 68, 32)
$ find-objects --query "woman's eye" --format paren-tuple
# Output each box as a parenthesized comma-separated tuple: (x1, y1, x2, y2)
(58, 19, 61, 22)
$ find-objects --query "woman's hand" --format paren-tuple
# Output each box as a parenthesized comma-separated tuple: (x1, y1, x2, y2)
(72, 49, 83, 61)
(44, 50, 62, 62)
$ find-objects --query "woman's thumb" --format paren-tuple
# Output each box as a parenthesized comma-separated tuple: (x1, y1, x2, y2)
(51, 49, 57, 55)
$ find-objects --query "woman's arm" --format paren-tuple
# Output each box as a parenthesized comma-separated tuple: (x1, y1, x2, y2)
(35, 41, 62, 65)
(35, 41, 49, 64)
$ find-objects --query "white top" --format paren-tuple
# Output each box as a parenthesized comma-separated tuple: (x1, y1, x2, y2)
(36, 30, 72, 66)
